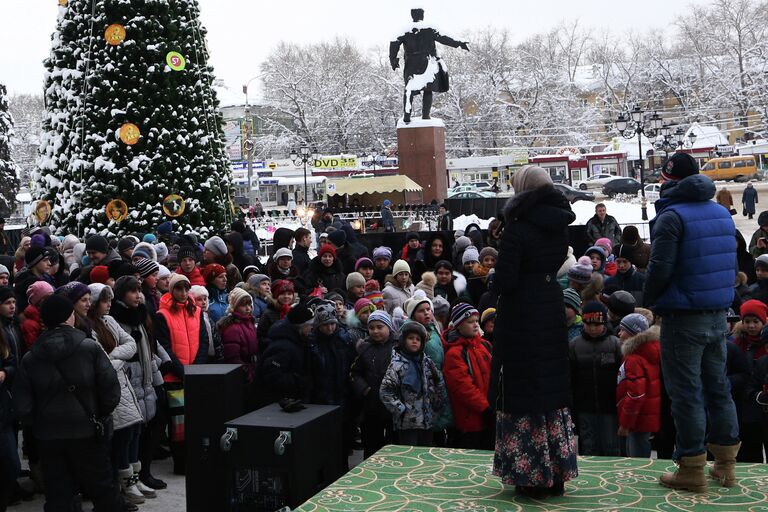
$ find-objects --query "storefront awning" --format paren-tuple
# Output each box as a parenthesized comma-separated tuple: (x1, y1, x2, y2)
(327, 175, 422, 196)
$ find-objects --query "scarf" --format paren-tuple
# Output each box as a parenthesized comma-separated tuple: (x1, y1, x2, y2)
(278, 302, 292, 320)
(401, 350, 424, 395)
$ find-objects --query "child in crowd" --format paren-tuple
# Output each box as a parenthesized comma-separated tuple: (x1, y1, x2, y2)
(595, 238, 617, 276)
(345, 272, 367, 309)
(365, 289, 386, 311)
(405, 292, 453, 444)
(326, 292, 348, 327)
(245, 274, 271, 322)
(461, 246, 480, 278)
(567, 256, 594, 294)
(268, 248, 300, 283)
(563, 288, 583, 342)
(382, 260, 414, 314)
(351, 310, 397, 458)
(372, 247, 393, 290)
(605, 244, 646, 306)
(157, 264, 171, 295)
(480, 308, 496, 343)
(616, 313, 661, 458)
(380, 321, 446, 447)
(478, 247, 498, 272)
(346, 298, 376, 348)
(174, 246, 205, 286)
(202, 264, 228, 324)
(442, 303, 493, 449)
(734, 299, 768, 462)
(585, 246, 607, 275)
(356, 258, 376, 283)
(606, 290, 636, 335)
(569, 301, 622, 456)
(189, 285, 223, 363)
(747, 255, 768, 305)
(218, 288, 259, 382)
(21, 281, 54, 351)
(256, 279, 295, 355)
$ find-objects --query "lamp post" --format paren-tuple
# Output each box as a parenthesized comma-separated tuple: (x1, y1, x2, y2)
(654, 124, 676, 161)
(290, 146, 315, 205)
(362, 148, 381, 174)
(242, 75, 262, 204)
(675, 127, 697, 149)
(615, 106, 664, 221)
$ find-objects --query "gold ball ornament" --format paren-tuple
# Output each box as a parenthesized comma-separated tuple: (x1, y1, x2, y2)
(104, 24, 126, 46)
(106, 199, 129, 222)
(119, 123, 141, 145)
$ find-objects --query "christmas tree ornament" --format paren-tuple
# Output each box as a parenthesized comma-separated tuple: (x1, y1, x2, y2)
(33, 200, 52, 224)
(118, 123, 140, 145)
(104, 24, 126, 46)
(106, 199, 129, 222)
(162, 194, 185, 217)
(166, 51, 186, 71)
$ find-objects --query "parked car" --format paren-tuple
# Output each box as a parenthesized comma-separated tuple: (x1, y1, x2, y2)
(644, 183, 661, 203)
(644, 168, 662, 184)
(447, 184, 478, 195)
(575, 173, 620, 190)
(553, 183, 595, 203)
(602, 178, 642, 198)
(447, 191, 496, 199)
(470, 180, 494, 191)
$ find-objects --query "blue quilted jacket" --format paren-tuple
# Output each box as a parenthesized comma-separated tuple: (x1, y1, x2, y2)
(645, 174, 736, 312)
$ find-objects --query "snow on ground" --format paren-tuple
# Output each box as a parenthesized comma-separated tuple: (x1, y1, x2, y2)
(455, 199, 655, 240)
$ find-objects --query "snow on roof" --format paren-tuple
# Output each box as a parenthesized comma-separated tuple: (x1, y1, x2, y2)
(685, 122, 729, 149)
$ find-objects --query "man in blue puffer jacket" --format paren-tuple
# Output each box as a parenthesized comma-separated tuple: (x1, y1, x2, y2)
(644, 152, 740, 492)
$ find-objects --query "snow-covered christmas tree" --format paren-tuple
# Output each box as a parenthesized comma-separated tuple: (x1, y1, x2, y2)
(0, 83, 20, 216)
(34, 0, 232, 236)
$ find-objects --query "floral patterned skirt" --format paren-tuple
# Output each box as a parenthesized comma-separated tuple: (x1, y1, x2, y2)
(492, 407, 579, 487)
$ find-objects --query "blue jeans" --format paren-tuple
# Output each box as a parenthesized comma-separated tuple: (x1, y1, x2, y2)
(626, 432, 651, 458)
(660, 311, 740, 459)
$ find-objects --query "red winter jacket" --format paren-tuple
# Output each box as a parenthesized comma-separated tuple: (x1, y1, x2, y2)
(616, 326, 661, 433)
(442, 329, 492, 433)
(220, 312, 259, 382)
(21, 304, 43, 351)
(175, 266, 206, 287)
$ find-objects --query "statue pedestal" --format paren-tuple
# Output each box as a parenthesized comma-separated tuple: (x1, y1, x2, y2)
(396, 119, 448, 204)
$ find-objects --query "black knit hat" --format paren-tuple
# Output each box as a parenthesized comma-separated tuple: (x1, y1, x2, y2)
(41, 294, 75, 328)
(113, 276, 141, 302)
(85, 235, 109, 254)
(758, 211, 768, 228)
(582, 301, 608, 324)
(117, 238, 136, 253)
(0, 286, 14, 304)
(25, 246, 47, 267)
(661, 153, 699, 181)
(607, 290, 636, 318)
(177, 245, 196, 262)
(288, 300, 314, 326)
(612, 244, 636, 262)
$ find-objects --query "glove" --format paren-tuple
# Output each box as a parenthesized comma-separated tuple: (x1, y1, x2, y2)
(391, 60, 400, 71)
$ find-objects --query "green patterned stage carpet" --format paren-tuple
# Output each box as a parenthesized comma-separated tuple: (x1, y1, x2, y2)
(296, 445, 768, 511)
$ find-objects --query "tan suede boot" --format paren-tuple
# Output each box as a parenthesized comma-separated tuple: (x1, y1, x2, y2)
(708, 442, 741, 487)
(659, 453, 708, 492)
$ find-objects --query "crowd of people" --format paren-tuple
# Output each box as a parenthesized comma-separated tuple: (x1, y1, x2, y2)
(0, 155, 766, 508)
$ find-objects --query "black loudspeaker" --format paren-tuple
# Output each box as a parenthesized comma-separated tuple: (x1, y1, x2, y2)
(222, 404, 343, 511)
(185, 364, 245, 512)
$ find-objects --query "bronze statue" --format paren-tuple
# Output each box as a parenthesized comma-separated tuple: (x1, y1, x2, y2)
(389, 8, 469, 123)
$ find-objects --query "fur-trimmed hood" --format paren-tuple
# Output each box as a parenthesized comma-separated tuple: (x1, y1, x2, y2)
(502, 185, 576, 232)
(621, 325, 660, 357)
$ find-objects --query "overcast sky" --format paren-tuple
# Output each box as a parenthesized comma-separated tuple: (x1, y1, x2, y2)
(2, 0, 709, 96)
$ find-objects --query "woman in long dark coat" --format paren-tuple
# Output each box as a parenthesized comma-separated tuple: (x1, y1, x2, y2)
(490, 166, 578, 498)
(742, 183, 758, 219)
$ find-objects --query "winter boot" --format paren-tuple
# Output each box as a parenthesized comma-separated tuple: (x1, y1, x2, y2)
(131, 462, 157, 498)
(119, 467, 145, 504)
(659, 453, 708, 492)
(708, 442, 741, 487)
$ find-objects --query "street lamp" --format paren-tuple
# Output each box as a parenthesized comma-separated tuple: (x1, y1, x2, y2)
(242, 75, 263, 204)
(290, 145, 315, 205)
(615, 106, 665, 221)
